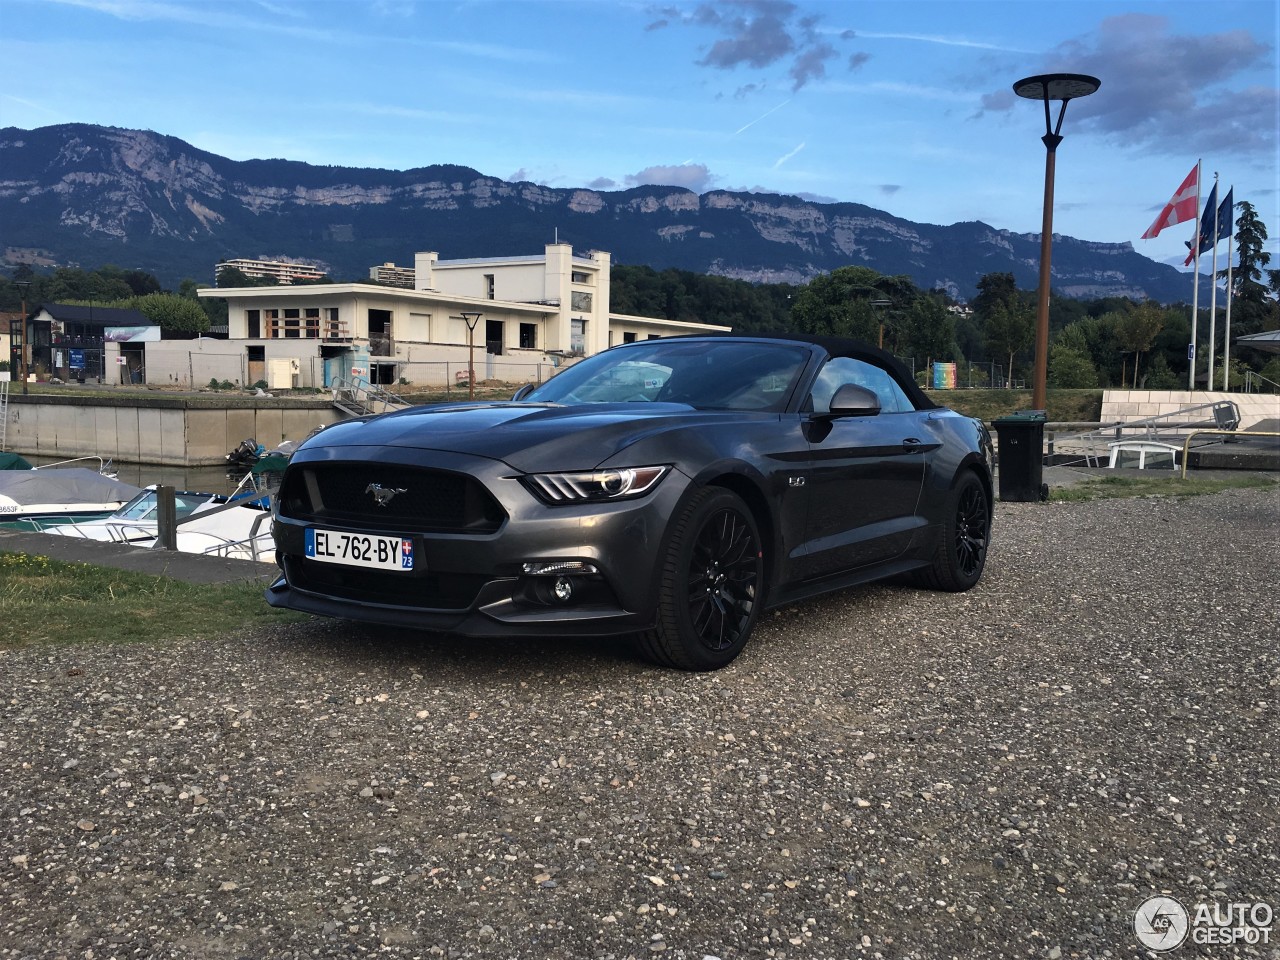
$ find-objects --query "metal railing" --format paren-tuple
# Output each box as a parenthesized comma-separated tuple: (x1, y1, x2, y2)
(329, 375, 410, 417)
(1180, 430, 1280, 478)
(0, 379, 8, 451)
(1049, 400, 1240, 468)
(1244, 371, 1280, 394)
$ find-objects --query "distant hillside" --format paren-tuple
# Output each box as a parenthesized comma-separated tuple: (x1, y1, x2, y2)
(0, 123, 1193, 302)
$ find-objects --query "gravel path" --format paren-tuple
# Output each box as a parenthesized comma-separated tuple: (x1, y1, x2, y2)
(2, 487, 1277, 959)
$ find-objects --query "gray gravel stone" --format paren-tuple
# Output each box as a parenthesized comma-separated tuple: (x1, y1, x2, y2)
(1, 486, 1277, 958)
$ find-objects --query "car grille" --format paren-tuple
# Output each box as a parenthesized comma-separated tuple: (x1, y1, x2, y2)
(277, 463, 506, 534)
(282, 556, 488, 610)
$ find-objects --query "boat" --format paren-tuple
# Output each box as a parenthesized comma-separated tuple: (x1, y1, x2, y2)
(0, 467, 144, 529)
(44, 481, 275, 562)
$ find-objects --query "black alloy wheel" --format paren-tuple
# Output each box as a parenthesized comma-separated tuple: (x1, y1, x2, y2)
(953, 477, 990, 579)
(638, 487, 764, 671)
(916, 470, 991, 592)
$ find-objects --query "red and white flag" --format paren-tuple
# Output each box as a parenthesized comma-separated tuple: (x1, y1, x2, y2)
(1141, 164, 1199, 239)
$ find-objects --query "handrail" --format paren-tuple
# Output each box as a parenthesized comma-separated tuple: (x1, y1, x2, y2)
(1050, 400, 1241, 468)
(329, 375, 409, 416)
(1244, 370, 1280, 394)
(34, 455, 117, 476)
(1180, 430, 1280, 479)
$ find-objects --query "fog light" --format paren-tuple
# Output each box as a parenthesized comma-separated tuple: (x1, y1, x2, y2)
(552, 576, 574, 602)
(522, 560, 599, 576)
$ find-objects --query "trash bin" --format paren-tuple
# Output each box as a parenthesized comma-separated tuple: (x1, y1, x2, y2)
(992, 410, 1047, 502)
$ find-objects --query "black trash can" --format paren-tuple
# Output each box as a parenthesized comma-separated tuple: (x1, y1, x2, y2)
(992, 410, 1047, 502)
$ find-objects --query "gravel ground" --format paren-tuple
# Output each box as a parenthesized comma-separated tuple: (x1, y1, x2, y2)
(2, 487, 1277, 960)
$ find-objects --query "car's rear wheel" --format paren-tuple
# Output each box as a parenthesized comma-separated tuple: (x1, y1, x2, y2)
(915, 470, 991, 592)
(637, 487, 763, 670)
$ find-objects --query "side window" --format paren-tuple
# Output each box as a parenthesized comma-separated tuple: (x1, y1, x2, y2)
(807, 357, 915, 414)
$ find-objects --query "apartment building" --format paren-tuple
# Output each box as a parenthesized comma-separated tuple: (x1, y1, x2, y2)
(214, 258, 327, 285)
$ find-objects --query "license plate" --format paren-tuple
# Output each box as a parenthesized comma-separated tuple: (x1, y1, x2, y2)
(305, 528, 415, 571)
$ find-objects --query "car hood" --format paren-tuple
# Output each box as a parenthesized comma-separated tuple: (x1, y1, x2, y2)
(304, 401, 737, 473)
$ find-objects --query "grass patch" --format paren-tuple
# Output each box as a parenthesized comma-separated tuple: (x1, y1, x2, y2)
(0, 552, 306, 648)
(927, 389, 1103, 423)
(1049, 472, 1280, 502)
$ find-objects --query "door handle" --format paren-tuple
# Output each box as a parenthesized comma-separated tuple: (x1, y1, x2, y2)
(902, 437, 924, 451)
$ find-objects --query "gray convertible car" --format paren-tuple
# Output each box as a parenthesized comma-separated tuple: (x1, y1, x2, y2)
(266, 334, 994, 670)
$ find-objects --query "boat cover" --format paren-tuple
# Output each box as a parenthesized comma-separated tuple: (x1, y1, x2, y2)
(0, 468, 144, 507)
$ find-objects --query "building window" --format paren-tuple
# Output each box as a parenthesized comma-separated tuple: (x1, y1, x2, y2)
(484, 274, 495, 300)
(623, 332, 638, 343)
(246, 309, 261, 339)
(571, 319, 586, 355)
(571, 291, 592, 312)
(519, 323, 537, 349)
(571, 271, 591, 284)
(283, 307, 301, 338)
(485, 319, 505, 355)
(305, 307, 320, 338)
(264, 308, 279, 338)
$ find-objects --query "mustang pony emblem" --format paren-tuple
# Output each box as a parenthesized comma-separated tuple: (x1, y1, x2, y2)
(364, 483, 407, 507)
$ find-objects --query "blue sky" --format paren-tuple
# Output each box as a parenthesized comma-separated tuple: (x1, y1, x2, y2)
(3, 0, 1277, 274)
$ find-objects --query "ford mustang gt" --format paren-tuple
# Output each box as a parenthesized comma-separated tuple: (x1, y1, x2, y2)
(266, 334, 994, 670)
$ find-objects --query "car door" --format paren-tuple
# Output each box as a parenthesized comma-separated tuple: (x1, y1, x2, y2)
(794, 356, 931, 580)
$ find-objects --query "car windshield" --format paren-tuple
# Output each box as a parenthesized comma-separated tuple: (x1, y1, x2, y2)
(526, 340, 811, 411)
(113, 489, 210, 521)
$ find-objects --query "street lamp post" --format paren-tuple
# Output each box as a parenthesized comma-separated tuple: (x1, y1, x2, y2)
(457, 312, 483, 400)
(871, 298, 892, 350)
(1013, 73, 1101, 413)
(850, 286, 893, 349)
(14, 280, 31, 396)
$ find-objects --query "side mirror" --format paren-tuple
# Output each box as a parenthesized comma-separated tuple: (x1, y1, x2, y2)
(511, 383, 535, 401)
(827, 383, 881, 417)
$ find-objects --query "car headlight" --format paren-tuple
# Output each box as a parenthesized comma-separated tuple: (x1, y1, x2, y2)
(523, 466, 669, 504)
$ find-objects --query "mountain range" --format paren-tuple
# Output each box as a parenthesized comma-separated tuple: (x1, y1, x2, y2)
(1, 123, 1193, 302)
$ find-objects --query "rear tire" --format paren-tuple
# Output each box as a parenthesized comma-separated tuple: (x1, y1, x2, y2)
(636, 487, 764, 671)
(916, 470, 990, 592)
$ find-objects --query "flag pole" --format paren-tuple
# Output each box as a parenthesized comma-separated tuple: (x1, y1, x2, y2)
(1206, 172, 1220, 391)
(1223, 213, 1235, 391)
(1187, 160, 1201, 390)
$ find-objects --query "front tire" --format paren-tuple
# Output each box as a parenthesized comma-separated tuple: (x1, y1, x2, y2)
(637, 487, 764, 671)
(916, 470, 991, 592)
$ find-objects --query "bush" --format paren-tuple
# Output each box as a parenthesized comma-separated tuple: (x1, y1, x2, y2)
(207, 378, 222, 390)
(220, 380, 235, 390)
(252, 380, 269, 391)
(1048, 345, 1098, 388)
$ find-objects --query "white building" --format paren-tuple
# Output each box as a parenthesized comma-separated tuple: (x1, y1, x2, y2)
(215, 258, 327, 285)
(195, 244, 730, 390)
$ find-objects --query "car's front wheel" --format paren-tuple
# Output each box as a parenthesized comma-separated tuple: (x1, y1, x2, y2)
(637, 487, 764, 670)
(916, 469, 991, 592)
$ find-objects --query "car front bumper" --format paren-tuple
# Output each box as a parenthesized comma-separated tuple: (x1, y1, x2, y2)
(265, 448, 691, 638)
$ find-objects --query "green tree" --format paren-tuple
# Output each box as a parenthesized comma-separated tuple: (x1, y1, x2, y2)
(972, 272, 1021, 320)
(1143, 353, 1181, 389)
(790, 265, 895, 342)
(899, 295, 956, 363)
(984, 301, 1034, 387)
(1112, 301, 1166, 387)
(1229, 200, 1271, 304)
(124, 293, 210, 335)
(1047, 342, 1098, 388)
